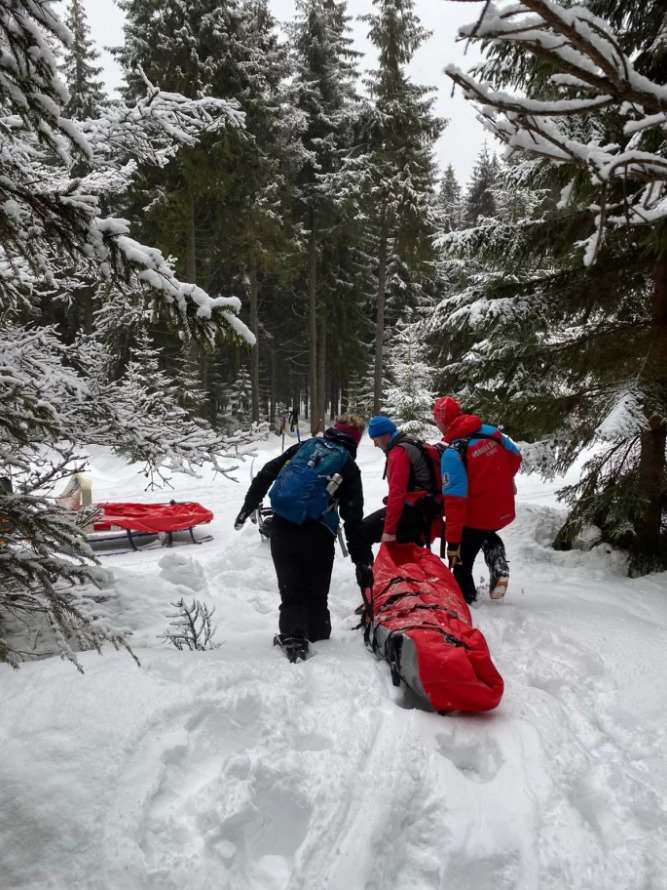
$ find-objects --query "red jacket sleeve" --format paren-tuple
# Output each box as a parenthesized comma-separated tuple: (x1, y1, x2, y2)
(443, 494, 467, 545)
(440, 446, 468, 545)
(384, 446, 411, 535)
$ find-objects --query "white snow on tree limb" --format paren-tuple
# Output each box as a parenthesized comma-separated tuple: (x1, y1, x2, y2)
(446, 0, 667, 262)
(595, 391, 647, 440)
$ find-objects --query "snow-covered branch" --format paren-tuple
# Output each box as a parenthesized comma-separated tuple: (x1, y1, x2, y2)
(0, 1, 259, 669)
(446, 0, 667, 250)
(1, 5, 251, 340)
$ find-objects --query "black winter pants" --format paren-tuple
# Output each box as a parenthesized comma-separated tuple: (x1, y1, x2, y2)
(360, 504, 428, 548)
(453, 528, 508, 604)
(270, 517, 335, 642)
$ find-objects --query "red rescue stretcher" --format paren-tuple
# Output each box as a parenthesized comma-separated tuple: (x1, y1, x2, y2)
(359, 543, 504, 713)
(90, 501, 214, 550)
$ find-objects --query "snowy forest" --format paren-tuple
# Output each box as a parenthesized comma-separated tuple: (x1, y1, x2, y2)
(1, 0, 666, 672)
(1, 2, 667, 887)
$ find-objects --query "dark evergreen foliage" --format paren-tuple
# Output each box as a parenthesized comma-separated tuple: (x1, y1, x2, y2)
(349, 0, 443, 412)
(438, 164, 462, 233)
(464, 144, 498, 226)
(437, 0, 667, 574)
(115, 0, 300, 426)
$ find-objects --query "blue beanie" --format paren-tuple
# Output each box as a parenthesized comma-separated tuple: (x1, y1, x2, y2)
(368, 415, 397, 438)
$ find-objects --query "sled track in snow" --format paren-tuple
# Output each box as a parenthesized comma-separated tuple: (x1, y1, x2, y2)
(88, 603, 666, 890)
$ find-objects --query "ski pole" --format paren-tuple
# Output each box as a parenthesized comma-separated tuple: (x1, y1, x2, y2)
(337, 528, 348, 557)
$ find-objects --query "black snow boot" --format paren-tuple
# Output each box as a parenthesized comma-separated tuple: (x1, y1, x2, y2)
(273, 634, 309, 663)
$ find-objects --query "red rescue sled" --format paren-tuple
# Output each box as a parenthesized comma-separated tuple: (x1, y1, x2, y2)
(91, 501, 214, 549)
(360, 543, 503, 713)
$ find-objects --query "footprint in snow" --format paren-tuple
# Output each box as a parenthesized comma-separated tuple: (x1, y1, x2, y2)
(213, 772, 312, 864)
(441, 851, 521, 890)
(436, 733, 504, 784)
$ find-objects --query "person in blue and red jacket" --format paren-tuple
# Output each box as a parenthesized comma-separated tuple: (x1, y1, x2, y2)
(434, 396, 522, 604)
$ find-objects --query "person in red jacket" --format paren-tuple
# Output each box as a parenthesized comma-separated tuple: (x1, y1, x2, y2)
(361, 415, 441, 547)
(434, 396, 522, 604)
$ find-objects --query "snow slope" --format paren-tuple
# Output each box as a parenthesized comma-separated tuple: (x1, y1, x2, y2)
(1, 435, 666, 890)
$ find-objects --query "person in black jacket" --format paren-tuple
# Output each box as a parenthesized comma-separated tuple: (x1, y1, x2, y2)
(234, 415, 373, 659)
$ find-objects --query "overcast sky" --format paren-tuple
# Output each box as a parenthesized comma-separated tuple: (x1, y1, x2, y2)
(81, 0, 489, 187)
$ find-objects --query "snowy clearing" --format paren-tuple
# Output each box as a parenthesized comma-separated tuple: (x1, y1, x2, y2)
(1, 435, 666, 890)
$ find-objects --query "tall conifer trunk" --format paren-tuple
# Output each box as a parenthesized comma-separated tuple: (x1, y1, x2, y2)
(81, 285, 94, 336)
(270, 345, 277, 429)
(373, 202, 388, 414)
(317, 312, 326, 432)
(633, 251, 667, 571)
(186, 185, 197, 287)
(308, 220, 318, 433)
(341, 381, 349, 414)
(330, 373, 337, 420)
(249, 249, 260, 424)
(185, 185, 200, 408)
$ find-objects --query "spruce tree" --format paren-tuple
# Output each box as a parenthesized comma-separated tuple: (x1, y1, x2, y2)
(115, 0, 298, 426)
(352, 0, 443, 413)
(464, 145, 498, 227)
(442, 0, 667, 574)
(226, 366, 254, 428)
(494, 158, 546, 226)
(383, 314, 436, 435)
(288, 0, 361, 432)
(61, 0, 106, 119)
(438, 164, 463, 234)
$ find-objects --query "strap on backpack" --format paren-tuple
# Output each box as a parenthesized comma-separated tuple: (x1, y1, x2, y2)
(399, 436, 440, 495)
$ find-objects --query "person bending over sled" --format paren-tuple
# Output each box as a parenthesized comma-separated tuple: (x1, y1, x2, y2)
(434, 396, 522, 604)
(234, 415, 373, 662)
(361, 415, 442, 549)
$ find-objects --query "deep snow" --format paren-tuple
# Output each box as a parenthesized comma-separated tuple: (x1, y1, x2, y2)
(1, 434, 666, 890)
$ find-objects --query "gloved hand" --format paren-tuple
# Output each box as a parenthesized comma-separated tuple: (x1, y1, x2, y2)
(355, 563, 374, 593)
(234, 509, 251, 531)
(446, 542, 461, 569)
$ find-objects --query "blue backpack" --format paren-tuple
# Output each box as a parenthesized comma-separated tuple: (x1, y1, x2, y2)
(269, 437, 349, 528)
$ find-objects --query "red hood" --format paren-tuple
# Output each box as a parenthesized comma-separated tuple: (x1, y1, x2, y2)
(443, 414, 482, 442)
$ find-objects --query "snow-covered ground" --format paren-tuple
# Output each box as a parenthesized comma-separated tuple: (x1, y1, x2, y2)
(2, 434, 666, 890)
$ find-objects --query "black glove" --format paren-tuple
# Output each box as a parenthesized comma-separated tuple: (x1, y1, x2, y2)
(234, 509, 251, 531)
(446, 542, 461, 569)
(355, 564, 374, 593)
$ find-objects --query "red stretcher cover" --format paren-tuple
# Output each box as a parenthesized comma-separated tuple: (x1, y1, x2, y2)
(92, 502, 214, 534)
(363, 543, 504, 713)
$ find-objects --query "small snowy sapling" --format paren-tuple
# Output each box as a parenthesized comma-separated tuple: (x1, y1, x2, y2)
(160, 598, 221, 652)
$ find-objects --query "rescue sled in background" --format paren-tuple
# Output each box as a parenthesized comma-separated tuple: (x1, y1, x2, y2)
(91, 501, 214, 550)
(359, 543, 503, 713)
(56, 474, 214, 551)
